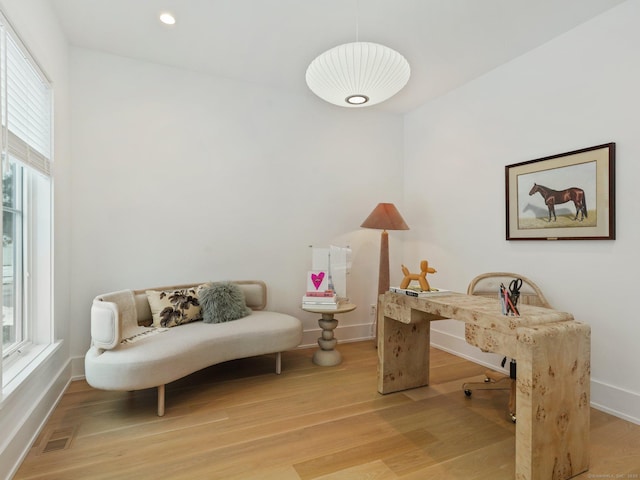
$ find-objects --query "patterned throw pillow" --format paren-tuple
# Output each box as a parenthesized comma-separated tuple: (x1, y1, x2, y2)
(198, 282, 252, 324)
(146, 288, 202, 327)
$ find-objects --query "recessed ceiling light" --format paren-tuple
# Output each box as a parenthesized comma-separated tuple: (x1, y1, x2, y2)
(159, 12, 176, 25)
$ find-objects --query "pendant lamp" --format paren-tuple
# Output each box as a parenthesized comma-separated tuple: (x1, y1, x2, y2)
(306, 41, 410, 107)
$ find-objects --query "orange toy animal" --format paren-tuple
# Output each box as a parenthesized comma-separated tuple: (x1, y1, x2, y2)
(400, 260, 437, 291)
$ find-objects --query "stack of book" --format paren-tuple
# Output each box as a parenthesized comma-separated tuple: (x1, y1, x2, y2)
(302, 291, 339, 310)
(390, 286, 452, 297)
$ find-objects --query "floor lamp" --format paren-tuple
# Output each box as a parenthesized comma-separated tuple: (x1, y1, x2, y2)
(361, 203, 410, 297)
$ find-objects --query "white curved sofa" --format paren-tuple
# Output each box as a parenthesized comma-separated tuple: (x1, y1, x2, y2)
(85, 280, 302, 416)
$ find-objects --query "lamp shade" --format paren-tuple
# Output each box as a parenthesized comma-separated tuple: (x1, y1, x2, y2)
(306, 42, 410, 108)
(361, 203, 409, 231)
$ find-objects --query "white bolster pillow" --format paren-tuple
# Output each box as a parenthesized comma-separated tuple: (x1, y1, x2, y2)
(91, 301, 120, 350)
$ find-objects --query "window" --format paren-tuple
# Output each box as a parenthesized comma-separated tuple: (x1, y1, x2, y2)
(0, 11, 53, 390)
(3, 160, 24, 355)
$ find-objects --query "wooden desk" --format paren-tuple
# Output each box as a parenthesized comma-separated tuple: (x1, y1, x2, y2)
(377, 291, 590, 480)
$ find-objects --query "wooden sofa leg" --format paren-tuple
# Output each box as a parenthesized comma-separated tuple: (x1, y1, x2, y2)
(157, 385, 165, 417)
(276, 352, 282, 374)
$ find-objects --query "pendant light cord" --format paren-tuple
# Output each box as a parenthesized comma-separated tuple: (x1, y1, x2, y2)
(355, 0, 359, 42)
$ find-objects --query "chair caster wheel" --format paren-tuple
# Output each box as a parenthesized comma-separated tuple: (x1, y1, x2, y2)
(464, 389, 472, 397)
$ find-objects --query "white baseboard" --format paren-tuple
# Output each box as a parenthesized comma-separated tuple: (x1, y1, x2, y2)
(591, 379, 640, 425)
(300, 322, 374, 349)
(70, 355, 86, 380)
(1, 349, 71, 480)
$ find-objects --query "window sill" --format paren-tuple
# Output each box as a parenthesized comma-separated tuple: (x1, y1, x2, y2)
(1, 341, 62, 407)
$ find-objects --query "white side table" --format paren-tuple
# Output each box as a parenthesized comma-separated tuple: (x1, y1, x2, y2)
(302, 303, 357, 366)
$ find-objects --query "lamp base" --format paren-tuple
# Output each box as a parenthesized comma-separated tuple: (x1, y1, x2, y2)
(374, 230, 390, 345)
(378, 230, 389, 296)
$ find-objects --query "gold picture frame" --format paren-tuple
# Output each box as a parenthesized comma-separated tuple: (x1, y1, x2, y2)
(506, 143, 615, 240)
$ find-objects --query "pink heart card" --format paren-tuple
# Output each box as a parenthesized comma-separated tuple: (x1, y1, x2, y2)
(307, 270, 329, 292)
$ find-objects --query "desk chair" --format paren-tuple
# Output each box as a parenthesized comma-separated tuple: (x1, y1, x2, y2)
(462, 272, 551, 422)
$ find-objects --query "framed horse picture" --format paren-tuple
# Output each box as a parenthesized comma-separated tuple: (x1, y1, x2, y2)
(506, 143, 615, 240)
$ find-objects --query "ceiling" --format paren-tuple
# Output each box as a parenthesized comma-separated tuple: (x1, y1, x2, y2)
(50, 0, 625, 114)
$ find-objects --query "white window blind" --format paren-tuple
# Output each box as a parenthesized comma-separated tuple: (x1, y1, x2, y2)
(1, 16, 52, 176)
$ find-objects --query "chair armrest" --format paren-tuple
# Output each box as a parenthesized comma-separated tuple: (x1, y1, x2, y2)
(91, 300, 120, 350)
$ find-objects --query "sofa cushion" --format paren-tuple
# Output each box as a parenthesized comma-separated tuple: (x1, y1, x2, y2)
(146, 287, 202, 327)
(199, 281, 252, 324)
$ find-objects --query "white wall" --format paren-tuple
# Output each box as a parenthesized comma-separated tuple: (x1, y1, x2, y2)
(404, 0, 640, 423)
(0, 1, 72, 478)
(69, 48, 406, 359)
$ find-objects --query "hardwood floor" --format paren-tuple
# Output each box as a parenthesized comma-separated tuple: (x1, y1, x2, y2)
(14, 341, 640, 479)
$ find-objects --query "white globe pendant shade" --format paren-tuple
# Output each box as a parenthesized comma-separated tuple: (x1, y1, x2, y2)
(306, 42, 410, 107)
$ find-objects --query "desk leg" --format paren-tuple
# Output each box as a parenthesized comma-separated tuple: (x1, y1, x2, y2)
(377, 314, 430, 394)
(515, 322, 591, 480)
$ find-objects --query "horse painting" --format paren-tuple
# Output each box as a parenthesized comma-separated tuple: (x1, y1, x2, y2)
(528, 183, 588, 222)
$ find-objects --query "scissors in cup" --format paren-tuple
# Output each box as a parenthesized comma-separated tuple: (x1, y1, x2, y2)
(508, 278, 522, 308)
